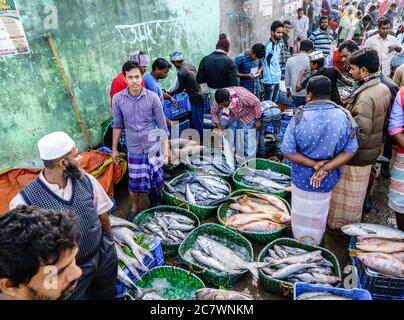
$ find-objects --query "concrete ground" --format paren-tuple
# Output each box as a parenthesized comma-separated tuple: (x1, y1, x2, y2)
(112, 163, 395, 300)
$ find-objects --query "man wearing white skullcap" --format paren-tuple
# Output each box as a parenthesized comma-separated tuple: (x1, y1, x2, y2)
(9, 131, 118, 300)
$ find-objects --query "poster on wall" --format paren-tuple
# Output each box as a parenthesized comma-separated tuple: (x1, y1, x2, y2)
(283, 0, 302, 19)
(259, 0, 273, 17)
(0, 0, 29, 57)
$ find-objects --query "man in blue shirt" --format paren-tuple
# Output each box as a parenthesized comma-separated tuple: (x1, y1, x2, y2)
(234, 43, 265, 96)
(310, 16, 334, 57)
(263, 21, 284, 102)
(281, 75, 358, 245)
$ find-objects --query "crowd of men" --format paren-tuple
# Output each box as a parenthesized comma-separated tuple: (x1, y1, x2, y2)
(0, 0, 403, 300)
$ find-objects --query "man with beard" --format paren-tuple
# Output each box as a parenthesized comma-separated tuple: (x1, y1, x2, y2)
(9, 131, 117, 300)
(310, 16, 334, 57)
(0, 206, 82, 300)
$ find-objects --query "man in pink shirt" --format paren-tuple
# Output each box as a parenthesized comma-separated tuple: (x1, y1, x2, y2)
(211, 86, 262, 158)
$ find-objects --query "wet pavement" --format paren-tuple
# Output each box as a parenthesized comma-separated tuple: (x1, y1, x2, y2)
(112, 163, 395, 300)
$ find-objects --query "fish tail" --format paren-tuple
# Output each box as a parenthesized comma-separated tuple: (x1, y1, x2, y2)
(349, 249, 366, 257)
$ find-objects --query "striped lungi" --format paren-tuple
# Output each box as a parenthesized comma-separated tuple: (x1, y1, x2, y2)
(291, 184, 332, 245)
(327, 165, 372, 230)
(127, 151, 164, 194)
(389, 152, 404, 214)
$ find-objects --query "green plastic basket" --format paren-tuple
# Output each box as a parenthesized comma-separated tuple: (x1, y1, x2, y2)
(162, 172, 232, 220)
(233, 158, 291, 199)
(258, 238, 342, 298)
(164, 162, 186, 174)
(133, 205, 200, 256)
(217, 189, 291, 244)
(132, 266, 205, 300)
(178, 223, 254, 289)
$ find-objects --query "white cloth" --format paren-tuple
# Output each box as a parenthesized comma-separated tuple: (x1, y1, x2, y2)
(37, 131, 75, 160)
(291, 15, 310, 40)
(9, 172, 113, 215)
(364, 34, 403, 77)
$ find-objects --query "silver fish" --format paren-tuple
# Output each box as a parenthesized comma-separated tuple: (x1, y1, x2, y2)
(294, 272, 341, 284)
(269, 250, 323, 266)
(115, 243, 146, 279)
(242, 175, 286, 191)
(341, 223, 404, 240)
(222, 134, 236, 171)
(155, 215, 169, 233)
(157, 212, 194, 225)
(117, 267, 139, 291)
(274, 245, 289, 258)
(190, 249, 228, 273)
(109, 215, 141, 231)
(168, 220, 195, 231)
(297, 292, 352, 300)
(145, 223, 171, 242)
(280, 245, 308, 255)
(195, 288, 253, 300)
(186, 184, 196, 204)
(271, 263, 319, 280)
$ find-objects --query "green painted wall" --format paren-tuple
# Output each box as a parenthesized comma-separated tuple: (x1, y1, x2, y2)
(0, 0, 220, 167)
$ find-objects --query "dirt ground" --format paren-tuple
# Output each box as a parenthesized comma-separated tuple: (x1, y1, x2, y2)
(112, 162, 395, 300)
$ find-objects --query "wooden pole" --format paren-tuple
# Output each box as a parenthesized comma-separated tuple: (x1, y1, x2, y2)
(45, 32, 93, 150)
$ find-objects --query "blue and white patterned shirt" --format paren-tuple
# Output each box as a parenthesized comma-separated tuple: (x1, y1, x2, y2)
(281, 101, 358, 192)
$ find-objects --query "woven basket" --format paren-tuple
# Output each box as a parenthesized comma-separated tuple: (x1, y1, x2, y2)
(178, 223, 254, 289)
(217, 189, 290, 244)
(258, 238, 342, 298)
(133, 266, 205, 300)
(162, 172, 232, 220)
(133, 205, 200, 256)
(233, 158, 291, 199)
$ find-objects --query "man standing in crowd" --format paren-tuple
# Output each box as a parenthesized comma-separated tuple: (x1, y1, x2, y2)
(282, 76, 358, 245)
(291, 8, 310, 53)
(109, 51, 150, 105)
(144, 58, 177, 106)
(0, 206, 82, 300)
(211, 87, 262, 158)
(197, 33, 238, 104)
(296, 51, 352, 106)
(393, 62, 404, 87)
(327, 49, 391, 233)
(234, 43, 266, 96)
(280, 21, 293, 79)
(168, 51, 205, 138)
(310, 16, 334, 57)
(383, 3, 397, 27)
(364, 18, 403, 77)
(9, 131, 117, 300)
(263, 21, 284, 102)
(112, 61, 170, 220)
(338, 4, 357, 45)
(307, 0, 316, 36)
(285, 39, 314, 112)
(368, 5, 379, 30)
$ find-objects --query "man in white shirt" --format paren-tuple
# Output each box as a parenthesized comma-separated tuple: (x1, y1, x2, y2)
(364, 18, 403, 77)
(291, 8, 310, 53)
(9, 131, 117, 300)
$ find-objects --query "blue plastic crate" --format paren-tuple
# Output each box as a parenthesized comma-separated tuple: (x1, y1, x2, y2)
(203, 114, 214, 129)
(97, 146, 112, 154)
(203, 93, 210, 114)
(163, 93, 191, 120)
(277, 91, 294, 107)
(293, 282, 372, 300)
(266, 123, 274, 134)
(171, 119, 191, 139)
(349, 236, 404, 300)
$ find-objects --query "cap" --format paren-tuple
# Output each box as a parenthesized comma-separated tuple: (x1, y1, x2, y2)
(170, 51, 184, 62)
(309, 51, 324, 61)
(37, 131, 75, 160)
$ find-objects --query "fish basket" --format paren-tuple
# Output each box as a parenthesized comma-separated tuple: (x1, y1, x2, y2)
(232, 158, 291, 199)
(178, 223, 254, 289)
(349, 237, 404, 300)
(130, 266, 205, 300)
(217, 189, 290, 244)
(133, 205, 200, 256)
(162, 172, 232, 220)
(258, 238, 342, 298)
(183, 161, 233, 182)
(293, 282, 372, 300)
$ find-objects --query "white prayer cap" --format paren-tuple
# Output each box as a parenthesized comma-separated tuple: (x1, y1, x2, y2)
(37, 131, 75, 160)
(309, 51, 324, 61)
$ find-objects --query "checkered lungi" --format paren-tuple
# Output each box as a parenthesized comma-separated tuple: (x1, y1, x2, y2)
(291, 184, 332, 245)
(127, 151, 164, 194)
(327, 165, 372, 230)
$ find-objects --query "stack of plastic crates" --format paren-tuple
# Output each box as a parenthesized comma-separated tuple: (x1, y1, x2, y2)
(163, 93, 191, 120)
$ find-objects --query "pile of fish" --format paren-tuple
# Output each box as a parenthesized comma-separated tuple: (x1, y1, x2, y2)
(296, 291, 353, 300)
(261, 244, 341, 286)
(224, 192, 291, 232)
(239, 166, 291, 192)
(169, 138, 206, 165)
(183, 149, 236, 176)
(165, 172, 231, 206)
(187, 235, 267, 278)
(109, 216, 154, 281)
(196, 288, 253, 300)
(141, 211, 196, 244)
(343, 223, 404, 278)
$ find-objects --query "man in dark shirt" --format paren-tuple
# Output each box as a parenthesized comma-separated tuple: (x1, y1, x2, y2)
(196, 33, 238, 104)
(296, 51, 352, 105)
(169, 51, 205, 138)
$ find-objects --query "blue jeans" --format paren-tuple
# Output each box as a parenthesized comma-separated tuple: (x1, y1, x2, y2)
(258, 101, 282, 157)
(263, 83, 280, 103)
(191, 103, 204, 139)
(228, 117, 257, 158)
(292, 96, 306, 114)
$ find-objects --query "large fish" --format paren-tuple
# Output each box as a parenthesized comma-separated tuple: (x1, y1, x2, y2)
(115, 243, 147, 279)
(297, 292, 352, 300)
(190, 249, 228, 273)
(294, 272, 341, 284)
(269, 250, 323, 266)
(195, 288, 253, 300)
(352, 252, 404, 277)
(237, 220, 284, 232)
(196, 236, 269, 278)
(112, 227, 154, 266)
(109, 215, 141, 231)
(356, 237, 404, 253)
(242, 175, 286, 191)
(271, 263, 319, 280)
(225, 213, 286, 227)
(341, 223, 404, 240)
(222, 134, 236, 171)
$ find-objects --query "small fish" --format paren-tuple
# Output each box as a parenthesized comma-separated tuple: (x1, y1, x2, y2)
(269, 250, 323, 266)
(145, 223, 172, 243)
(294, 273, 341, 284)
(274, 245, 289, 258)
(271, 263, 318, 280)
(195, 288, 253, 300)
(297, 292, 352, 300)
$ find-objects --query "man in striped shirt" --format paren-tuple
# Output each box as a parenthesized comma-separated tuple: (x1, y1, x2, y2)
(310, 16, 334, 57)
